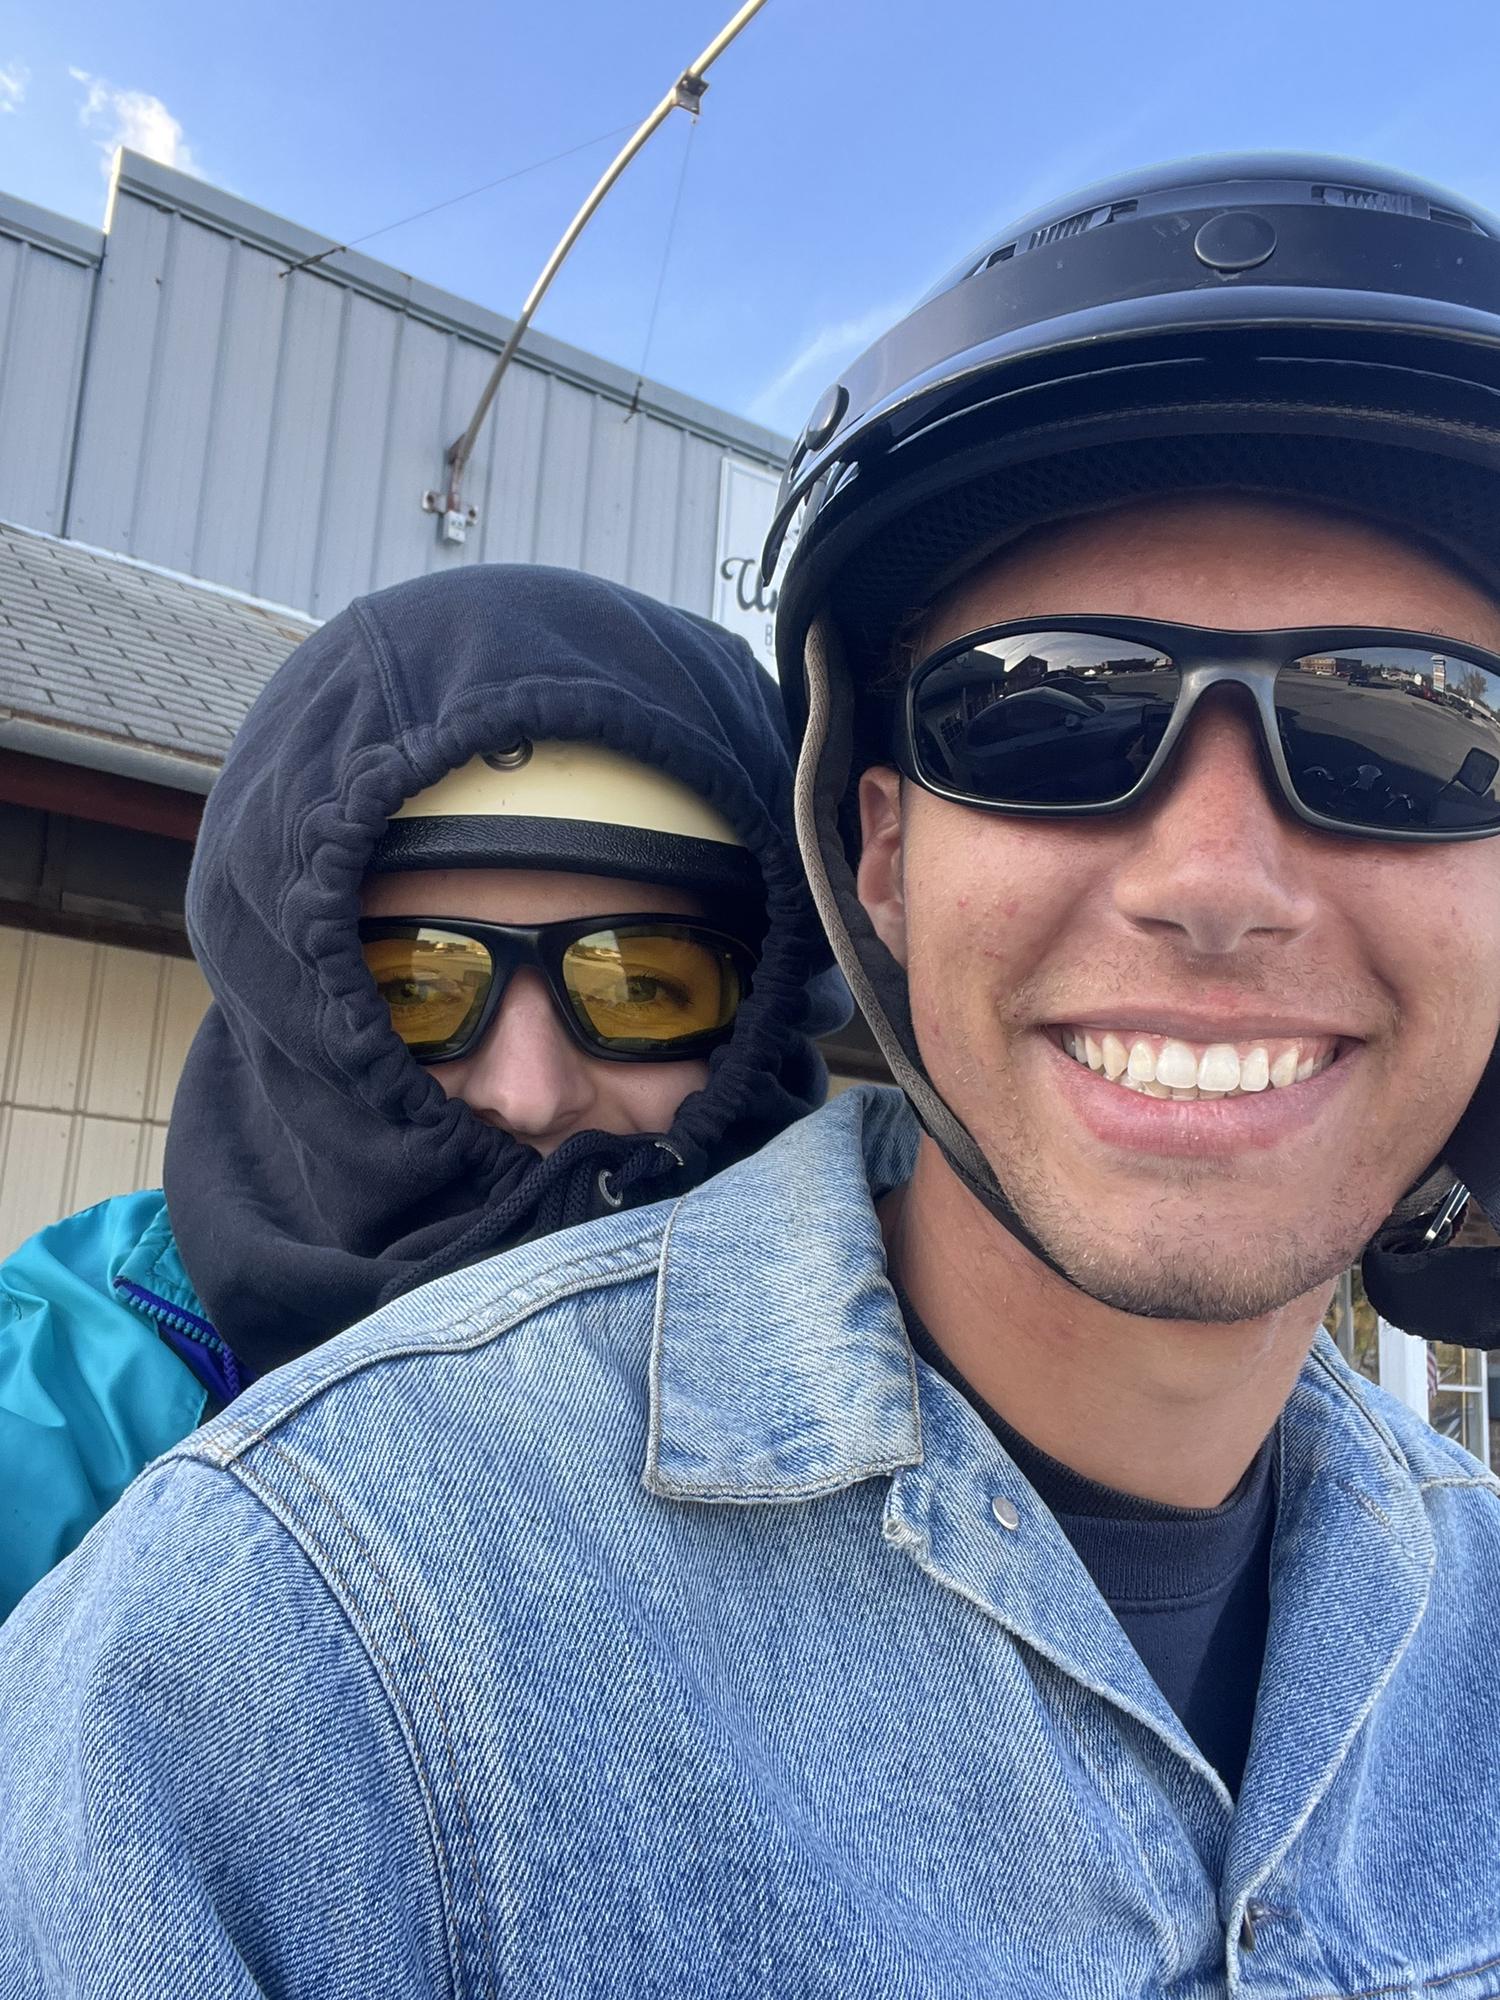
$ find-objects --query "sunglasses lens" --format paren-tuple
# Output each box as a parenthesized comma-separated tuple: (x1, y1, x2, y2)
(362, 928, 494, 1060)
(562, 927, 744, 1051)
(1278, 649, 1500, 833)
(909, 632, 1179, 806)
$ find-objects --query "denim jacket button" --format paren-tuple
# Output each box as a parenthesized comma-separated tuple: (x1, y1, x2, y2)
(991, 1495, 1021, 1531)
(1239, 1899, 1273, 1950)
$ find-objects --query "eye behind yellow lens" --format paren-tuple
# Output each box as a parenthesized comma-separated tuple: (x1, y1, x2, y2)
(564, 931, 739, 1044)
(361, 931, 493, 1052)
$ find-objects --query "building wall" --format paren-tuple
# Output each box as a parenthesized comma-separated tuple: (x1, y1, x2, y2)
(1, 155, 786, 625)
(0, 197, 98, 538)
(0, 924, 208, 1259)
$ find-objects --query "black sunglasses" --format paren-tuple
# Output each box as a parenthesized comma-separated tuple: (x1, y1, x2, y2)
(894, 618, 1500, 840)
(358, 915, 756, 1065)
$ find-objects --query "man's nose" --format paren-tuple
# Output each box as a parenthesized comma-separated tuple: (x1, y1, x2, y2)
(459, 970, 595, 1144)
(1109, 691, 1319, 956)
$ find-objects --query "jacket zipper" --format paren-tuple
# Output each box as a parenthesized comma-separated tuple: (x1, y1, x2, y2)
(113, 1277, 247, 1405)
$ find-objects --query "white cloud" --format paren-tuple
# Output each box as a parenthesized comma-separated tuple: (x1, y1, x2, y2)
(0, 60, 28, 113)
(746, 299, 910, 437)
(70, 68, 199, 178)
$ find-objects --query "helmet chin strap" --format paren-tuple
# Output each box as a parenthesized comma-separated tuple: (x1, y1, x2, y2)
(794, 618, 1082, 1289)
(798, 617, 1500, 1347)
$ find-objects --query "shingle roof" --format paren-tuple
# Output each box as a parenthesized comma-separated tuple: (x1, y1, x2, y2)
(0, 518, 316, 780)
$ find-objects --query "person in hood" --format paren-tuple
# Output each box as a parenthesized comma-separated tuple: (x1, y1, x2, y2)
(0, 563, 844, 1619)
(16, 153, 1500, 1996)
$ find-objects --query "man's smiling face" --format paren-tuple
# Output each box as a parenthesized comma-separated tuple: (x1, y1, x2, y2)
(857, 495, 1500, 1320)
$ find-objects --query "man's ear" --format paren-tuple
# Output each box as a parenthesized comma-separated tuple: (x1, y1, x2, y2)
(856, 765, 908, 967)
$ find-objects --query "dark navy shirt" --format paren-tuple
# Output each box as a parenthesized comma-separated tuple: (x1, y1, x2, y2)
(901, 1301, 1276, 1795)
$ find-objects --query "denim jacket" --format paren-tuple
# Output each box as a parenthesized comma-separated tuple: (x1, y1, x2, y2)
(3, 1084, 1500, 1999)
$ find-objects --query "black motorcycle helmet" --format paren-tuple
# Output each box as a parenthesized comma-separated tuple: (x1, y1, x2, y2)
(767, 153, 1500, 1348)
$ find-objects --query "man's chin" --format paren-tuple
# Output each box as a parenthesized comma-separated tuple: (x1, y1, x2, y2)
(1029, 1218, 1354, 1323)
(1048, 1240, 1352, 1320)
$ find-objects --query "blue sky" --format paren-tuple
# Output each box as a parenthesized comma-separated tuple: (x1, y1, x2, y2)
(4, 0, 1500, 441)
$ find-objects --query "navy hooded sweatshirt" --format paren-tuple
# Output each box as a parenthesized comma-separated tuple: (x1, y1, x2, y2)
(163, 565, 845, 1379)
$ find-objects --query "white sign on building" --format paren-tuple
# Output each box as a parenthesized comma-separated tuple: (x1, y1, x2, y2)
(714, 457, 793, 677)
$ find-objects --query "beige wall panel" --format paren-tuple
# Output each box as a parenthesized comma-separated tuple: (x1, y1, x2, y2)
(80, 946, 162, 1119)
(0, 926, 209, 1259)
(0, 926, 25, 1099)
(140, 1122, 168, 1191)
(70, 1115, 158, 1216)
(9, 932, 94, 1110)
(148, 957, 211, 1123)
(0, 1106, 74, 1255)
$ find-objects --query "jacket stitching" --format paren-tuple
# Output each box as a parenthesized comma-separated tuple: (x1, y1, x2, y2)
(1343, 1483, 1397, 1536)
(648, 1456, 925, 1505)
(643, 1191, 687, 1493)
(193, 1248, 664, 1465)
(220, 1460, 465, 2000)
(251, 1433, 502, 2000)
(1304, 1949, 1500, 1999)
(1308, 1342, 1410, 1469)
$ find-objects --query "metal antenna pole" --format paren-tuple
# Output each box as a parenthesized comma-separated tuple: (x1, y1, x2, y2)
(424, 0, 771, 541)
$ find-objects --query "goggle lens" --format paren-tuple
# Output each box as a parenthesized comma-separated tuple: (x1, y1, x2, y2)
(360, 921, 748, 1062)
(562, 927, 743, 1049)
(362, 929, 494, 1060)
(906, 629, 1500, 835)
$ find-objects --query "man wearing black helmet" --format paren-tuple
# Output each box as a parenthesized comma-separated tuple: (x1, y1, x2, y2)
(5, 157, 1500, 1995)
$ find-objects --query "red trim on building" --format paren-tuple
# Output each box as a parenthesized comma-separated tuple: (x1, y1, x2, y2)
(0, 750, 203, 843)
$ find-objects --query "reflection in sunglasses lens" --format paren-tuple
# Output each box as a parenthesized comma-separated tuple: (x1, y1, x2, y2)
(912, 633, 1180, 806)
(1278, 648, 1500, 832)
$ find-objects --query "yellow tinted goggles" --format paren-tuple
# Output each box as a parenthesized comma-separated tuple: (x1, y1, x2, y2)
(358, 916, 754, 1064)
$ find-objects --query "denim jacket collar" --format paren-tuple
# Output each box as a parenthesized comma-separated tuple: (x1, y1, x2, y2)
(646, 1085, 924, 1504)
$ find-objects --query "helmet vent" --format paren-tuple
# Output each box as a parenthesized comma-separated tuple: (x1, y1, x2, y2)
(1028, 197, 1137, 253)
(973, 198, 1137, 276)
(1313, 181, 1485, 233)
(1313, 181, 1423, 216)
(1431, 202, 1489, 235)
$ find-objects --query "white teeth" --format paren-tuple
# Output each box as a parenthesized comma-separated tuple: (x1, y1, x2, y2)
(1155, 1039, 1198, 1089)
(1197, 1043, 1241, 1093)
(1060, 1027, 1337, 1101)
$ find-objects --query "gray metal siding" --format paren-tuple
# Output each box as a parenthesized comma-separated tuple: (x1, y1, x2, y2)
(193, 239, 289, 592)
(0, 224, 95, 536)
(59, 160, 787, 623)
(673, 432, 730, 613)
(66, 192, 170, 555)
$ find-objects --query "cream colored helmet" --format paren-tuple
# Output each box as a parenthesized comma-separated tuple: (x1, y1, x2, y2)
(370, 738, 761, 903)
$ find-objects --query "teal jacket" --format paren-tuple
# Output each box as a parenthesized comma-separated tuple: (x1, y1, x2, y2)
(0, 1191, 233, 1619)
